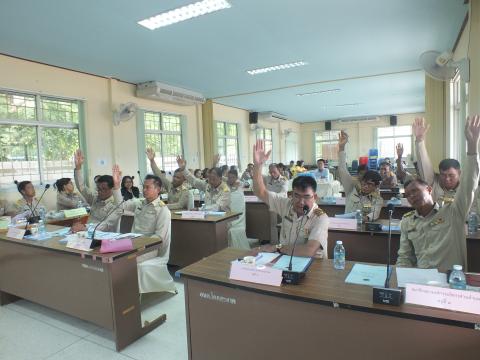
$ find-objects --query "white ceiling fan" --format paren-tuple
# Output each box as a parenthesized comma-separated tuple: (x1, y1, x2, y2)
(419, 50, 469, 82)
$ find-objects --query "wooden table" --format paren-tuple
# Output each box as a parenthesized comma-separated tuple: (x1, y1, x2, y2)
(180, 248, 480, 360)
(169, 211, 240, 267)
(47, 214, 89, 227)
(0, 226, 166, 351)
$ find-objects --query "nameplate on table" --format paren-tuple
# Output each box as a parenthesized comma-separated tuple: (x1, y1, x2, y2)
(181, 211, 206, 219)
(405, 283, 480, 315)
(64, 207, 88, 218)
(7, 227, 26, 239)
(0, 216, 11, 230)
(328, 218, 357, 230)
(335, 198, 346, 205)
(65, 234, 93, 252)
(244, 195, 262, 203)
(229, 261, 282, 287)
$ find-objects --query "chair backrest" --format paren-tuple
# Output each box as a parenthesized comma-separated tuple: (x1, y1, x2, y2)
(119, 214, 134, 233)
(351, 160, 359, 171)
(229, 189, 245, 229)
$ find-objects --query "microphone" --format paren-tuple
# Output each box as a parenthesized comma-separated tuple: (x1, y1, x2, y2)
(137, 171, 144, 187)
(288, 204, 309, 271)
(24, 183, 50, 235)
(90, 199, 125, 248)
(30, 184, 50, 221)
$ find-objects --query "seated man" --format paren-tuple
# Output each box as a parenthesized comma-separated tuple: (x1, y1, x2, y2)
(312, 158, 330, 181)
(379, 161, 398, 189)
(338, 131, 383, 221)
(252, 140, 329, 258)
(395, 143, 415, 184)
(226, 168, 242, 191)
(263, 163, 288, 196)
(10, 180, 48, 220)
(112, 166, 175, 294)
(241, 163, 254, 182)
(147, 148, 189, 210)
(177, 157, 231, 212)
(414, 117, 460, 205)
(397, 115, 480, 272)
(74, 150, 121, 232)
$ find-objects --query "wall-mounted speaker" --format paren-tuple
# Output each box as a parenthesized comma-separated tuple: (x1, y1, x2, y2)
(325, 121, 332, 131)
(249, 112, 258, 124)
(390, 115, 397, 126)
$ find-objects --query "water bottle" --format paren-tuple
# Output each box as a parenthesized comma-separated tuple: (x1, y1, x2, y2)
(39, 208, 46, 222)
(87, 223, 95, 239)
(449, 265, 466, 290)
(333, 241, 346, 270)
(77, 199, 83, 208)
(38, 220, 46, 235)
(355, 210, 363, 226)
(467, 212, 478, 235)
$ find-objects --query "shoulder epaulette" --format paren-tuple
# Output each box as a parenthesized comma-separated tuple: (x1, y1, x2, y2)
(313, 207, 325, 216)
(403, 210, 415, 218)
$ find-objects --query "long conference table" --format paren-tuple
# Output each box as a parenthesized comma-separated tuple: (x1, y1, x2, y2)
(180, 248, 480, 360)
(0, 226, 166, 351)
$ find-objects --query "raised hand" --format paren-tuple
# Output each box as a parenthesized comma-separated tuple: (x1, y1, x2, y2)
(112, 164, 122, 190)
(177, 155, 186, 169)
(338, 130, 348, 151)
(146, 148, 155, 161)
(412, 117, 430, 142)
(253, 140, 271, 166)
(465, 115, 480, 153)
(396, 143, 404, 159)
(212, 153, 220, 167)
(74, 149, 84, 169)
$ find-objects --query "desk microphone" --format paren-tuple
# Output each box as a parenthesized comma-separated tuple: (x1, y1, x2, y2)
(29, 184, 50, 222)
(137, 171, 144, 187)
(24, 184, 50, 235)
(90, 199, 125, 248)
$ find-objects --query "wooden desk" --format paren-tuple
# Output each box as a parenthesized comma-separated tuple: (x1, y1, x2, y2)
(169, 211, 240, 267)
(180, 248, 480, 360)
(0, 226, 166, 351)
(47, 214, 89, 227)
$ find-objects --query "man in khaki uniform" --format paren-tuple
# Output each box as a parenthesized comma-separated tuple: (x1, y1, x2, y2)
(397, 115, 480, 272)
(177, 157, 231, 212)
(395, 143, 415, 184)
(146, 148, 189, 210)
(73, 149, 121, 232)
(253, 140, 329, 258)
(112, 166, 175, 294)
(337, 131, 383, 221)
(413, 117, 459, 206)
(263, 164, 289, 196)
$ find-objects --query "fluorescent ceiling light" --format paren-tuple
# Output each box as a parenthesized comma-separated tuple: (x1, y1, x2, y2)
(296, 89, 340, 97)
(247, 61, 308, 75)
(335, 103, 362, 107)
(138, 0, 231, 30)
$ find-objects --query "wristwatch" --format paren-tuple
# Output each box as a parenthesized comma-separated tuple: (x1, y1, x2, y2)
(275, 244, 283, 253)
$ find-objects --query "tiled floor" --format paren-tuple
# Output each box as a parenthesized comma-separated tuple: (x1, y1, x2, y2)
(0, 279, 188, 360)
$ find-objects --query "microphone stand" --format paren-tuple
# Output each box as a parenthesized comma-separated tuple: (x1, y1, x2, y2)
(385, 209, 393, 288)
(90, 200, 125, 248)
(24, 184, 50, 235)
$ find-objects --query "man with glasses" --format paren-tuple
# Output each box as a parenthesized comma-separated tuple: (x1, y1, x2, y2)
(337, 131, 383, 221)
(252, 140, 328, 258)
(73, 149, 122, 232)
(397, 116, 480, 271)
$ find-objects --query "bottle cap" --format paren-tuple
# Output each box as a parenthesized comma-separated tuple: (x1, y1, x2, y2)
(336, 240, 343, 245)
(453, 264, 462, 271)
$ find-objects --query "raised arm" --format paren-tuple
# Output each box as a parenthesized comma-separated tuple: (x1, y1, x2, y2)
(252, 140, 271, 203)
(212, 153, 220, 168)
(73, 149, 94, 205)
(146, 148, 171, 190)
(337, 130, 355, 194)
(413, 117, 435, 185)
(395, 143, 407, 183)
(177, 155, 207, 192)
(112, 164, 138, 212)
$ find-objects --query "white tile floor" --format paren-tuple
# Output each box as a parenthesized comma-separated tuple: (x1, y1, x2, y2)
(0, 279, 188, 360)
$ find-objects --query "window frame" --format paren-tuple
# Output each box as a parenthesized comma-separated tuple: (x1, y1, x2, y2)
(256, 127, 273, 164)
(215, 121, 240, 168)
(314, 130, 340, 161)
(375, 125, 412, 160)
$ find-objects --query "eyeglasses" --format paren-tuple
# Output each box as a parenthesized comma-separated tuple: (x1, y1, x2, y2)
(292, 192, 315, 201)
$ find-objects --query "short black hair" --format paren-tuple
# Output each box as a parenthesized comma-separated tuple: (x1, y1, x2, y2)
(96, 175, 114, 189)
(317, 158, 325, 163)
(362, 171, 382, 186)
(144, 174, 162, 189)
(404, 178, 429, 189)
(228, 169, 238, 177)
(269, 163, 279, 170)
(210, 167, 223, 178)
(54, 178, 71, 192)
(93, 175, 101, 182)
(220, 165, 229, 172)
(439, 158, 460, 172)
(296, 160, 304, 166)
(292, 175, 317, 192)
(379, 161, 391, 169)
(14, 180, 32, 194)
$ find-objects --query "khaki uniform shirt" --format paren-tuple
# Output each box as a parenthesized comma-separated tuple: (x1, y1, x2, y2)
(9, 197, 47, 218)
(1, 199, 11, 216)
(338, 151, 382, 220)
(74, 169, 121, 232)
(56, 192, 86, 211)
(380, 172, 398, 189)
(152, 169, 189, 210)
(263, 175, 288, 196)
(114, 190, 171, 260)
(267, 191, 329, 259)
(184, 169, 231, 211)
(397, 154, 479, 272)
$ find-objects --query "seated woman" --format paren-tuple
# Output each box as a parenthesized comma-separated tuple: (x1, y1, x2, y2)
(193, 169, 203, 179)
(11, 180, 47, 221)
(121, 175, 140, 201)
(54, 178, 85, 210)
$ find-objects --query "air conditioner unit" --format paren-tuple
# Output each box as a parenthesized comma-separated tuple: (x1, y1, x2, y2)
(136, 81, 206, 106)
(258, 111, 288, 121)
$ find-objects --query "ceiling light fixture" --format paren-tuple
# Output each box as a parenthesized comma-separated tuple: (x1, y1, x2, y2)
(296, 89, 341, 97)
(246, 61, 308, 75)
(138, 0, 231, 30)
(335, 103, 362, 107)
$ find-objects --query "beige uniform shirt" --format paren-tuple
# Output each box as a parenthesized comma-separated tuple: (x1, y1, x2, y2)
(267, 191, 329, 259)
(338, 151, 382, 220)
(263, 175, 288, 196)
(9, 197, 47, 218)
(56, 192, 86, 211)
(0, 199, 8, 216)
(397, 154, 479, 272)
(380, 172, 398, 189)
(74, 169, 121, 232)
(184, 169, 231, 211)
(151, 167, 190, 210)
(114, 190, 171, 260)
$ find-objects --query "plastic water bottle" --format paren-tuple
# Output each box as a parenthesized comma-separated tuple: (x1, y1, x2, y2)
(38, 208, 46, 222)
(38, 219, 46, 235)
(77, 200, 83, 208)
(333, 241, 346, 270)
(467, 212, 478, 235)
(87, 223, 95, 239)
(355, 210, 363, 226)
(449, 265, 466, 290)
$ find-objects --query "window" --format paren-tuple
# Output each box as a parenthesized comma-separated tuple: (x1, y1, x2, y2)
(216, 122, 239, 167)
(314, 131, 340, 161)
(256, 128, 273, 164)
(376, 125, 412, 160)
(0, 91, 82, 186)
(144, 111, 183, 172)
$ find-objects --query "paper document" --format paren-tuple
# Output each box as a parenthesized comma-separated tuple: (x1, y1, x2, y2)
(255, 252, 281, 266)
(116, 232, 142, 239)
(381, 225, 401, 232)
(345, 264, 387, 287)
(396, 267, 448, 288)
(24, 233, 53, 241)
(328, 218, 357, 230)
(272, 255, 312, 272)
(65, 234, 92, 251)
(334, 212, 356, 219)
(335, 198, 346, 205)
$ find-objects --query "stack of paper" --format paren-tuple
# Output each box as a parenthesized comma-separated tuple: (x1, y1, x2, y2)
(345, 264, 387, 287)
(396, 267, 448, 287)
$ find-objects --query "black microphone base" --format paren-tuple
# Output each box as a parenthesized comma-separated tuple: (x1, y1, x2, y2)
(282, 270, 305, 285)
(90, 239, 102, 249)
(373, 287, 404, 306)
(28, 216, 40, 224)
(365, 222, 383, 232)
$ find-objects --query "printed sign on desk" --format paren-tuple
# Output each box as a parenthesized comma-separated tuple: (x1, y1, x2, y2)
(328, 218, 357, 230)
(230, 261, 283, 287)
(181, 211, 206, 219)
(64, 207, 88, 218)
(335, 197, 346, 205)
(7, 227, 26, 240)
